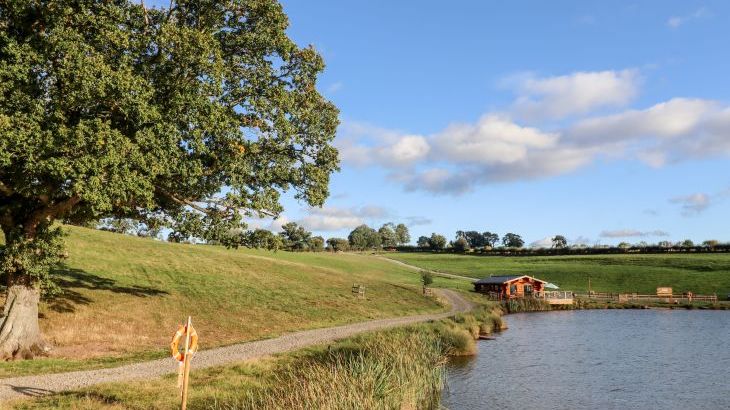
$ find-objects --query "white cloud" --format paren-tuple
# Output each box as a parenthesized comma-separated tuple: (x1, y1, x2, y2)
(509, 70, 640, 120)
(667, 8, 709, 28)
(296, 205, 392, 232)
(336, 69, 730, 195)
(335, 122, 429, 168)
(433, 115, 558, 165)
(529, 237, 554, 249)
(599, 229, 670, 238)
(669, 193, 710, 215)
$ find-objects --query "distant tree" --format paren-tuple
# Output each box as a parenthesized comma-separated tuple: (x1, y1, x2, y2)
(453, 237, 470, 252)
(502, 233, 524, 248)
(249, 229, 283, 251)
(552, 235, 568, 249)
(681, 239, 695, 248)
(429, 233, 447, 250)
(702, 240, 719, 248)
(417, 236, 431, 248)
(348, 224, 380, 250)
(421, 271, 434, 288)
(104, 218, 140, 235)
(618, 242, 631, 249)
(636, 241, 649, 248)
(326, 237, 350, 252)
(279, 222, 312, 251)
(457, 230, 485, 248)
(310, 236, 325, 252)
(395, 223, 411, 245)
(657, 240, 672, 248)
(378, 223, 398, 248)
(483, 231, 500, 248)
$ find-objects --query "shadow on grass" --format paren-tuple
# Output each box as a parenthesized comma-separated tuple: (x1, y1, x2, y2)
(46, 268, 169, 313)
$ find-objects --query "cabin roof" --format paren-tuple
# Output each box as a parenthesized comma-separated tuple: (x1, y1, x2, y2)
(474, 275, 547, 285)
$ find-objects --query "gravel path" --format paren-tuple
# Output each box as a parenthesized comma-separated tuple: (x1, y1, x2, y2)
(378, 256, 478, 282)
(0, 289, 473, 402)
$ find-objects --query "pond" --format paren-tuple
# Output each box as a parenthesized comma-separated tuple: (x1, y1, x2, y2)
(443, 309, 730, 410)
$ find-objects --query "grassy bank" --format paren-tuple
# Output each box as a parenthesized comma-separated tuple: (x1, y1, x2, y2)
(11, 306, 503, 409)
(387, 252, 730, 295)
(0, 226, 468, 377)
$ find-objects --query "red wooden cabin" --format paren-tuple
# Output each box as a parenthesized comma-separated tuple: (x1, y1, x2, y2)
(474, 275, 547, 299)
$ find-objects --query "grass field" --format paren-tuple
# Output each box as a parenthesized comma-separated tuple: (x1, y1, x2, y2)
(0, 226, 467, 377)
(387, 252, 730, 296)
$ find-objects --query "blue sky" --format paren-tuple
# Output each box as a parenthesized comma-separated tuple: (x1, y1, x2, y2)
(157, 1, 730, 246)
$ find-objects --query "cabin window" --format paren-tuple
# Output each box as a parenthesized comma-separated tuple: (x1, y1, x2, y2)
(524, 285, 533, 294)
(510, 284, 517, 294)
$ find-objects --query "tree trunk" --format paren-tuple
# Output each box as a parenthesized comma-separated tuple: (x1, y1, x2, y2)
(0, 284, 49, 359)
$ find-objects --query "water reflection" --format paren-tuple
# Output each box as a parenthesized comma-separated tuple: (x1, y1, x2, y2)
(443, 310, 730, 410)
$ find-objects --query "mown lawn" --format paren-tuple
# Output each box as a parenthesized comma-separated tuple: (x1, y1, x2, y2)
(387, 252, 730, 296)
(0, 226, 464, 377)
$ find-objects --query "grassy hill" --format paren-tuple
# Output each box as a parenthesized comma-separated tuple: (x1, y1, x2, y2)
(387, 252, 730, 296)
(0, 226, 466, 377)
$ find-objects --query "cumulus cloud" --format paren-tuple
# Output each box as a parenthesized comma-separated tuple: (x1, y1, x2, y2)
(529, 237, 554, 249)
(599, 229, 670, 238)
(508, 70, 640, 120)
(296, 205, 392, 231)
(667, 8, 709, 28)
(669, 187, 730, 216)
(669, 193, 710, 216)
(336, 69, 730, 195)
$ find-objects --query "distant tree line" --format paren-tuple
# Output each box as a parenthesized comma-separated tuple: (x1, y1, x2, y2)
(85, 218, 730, 255)
(395, 229, 730, 256)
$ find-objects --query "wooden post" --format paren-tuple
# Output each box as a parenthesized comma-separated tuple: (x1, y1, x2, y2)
(181, 316, 192, 410)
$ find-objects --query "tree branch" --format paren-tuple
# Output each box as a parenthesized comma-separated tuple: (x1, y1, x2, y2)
(140, 0, 150, 25)
(24, 195, 81, 237)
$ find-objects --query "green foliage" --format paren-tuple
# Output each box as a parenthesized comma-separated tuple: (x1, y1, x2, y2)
(0, 225, 65, 294)
(429, 233, 447, 250)
(552, 235, 568, 249)
(279, 222, 312, 251)
(378, 223, 398, 248)
(309, 236, 324, 252)
(417, 235, 431, 248)
(453, 237, 470, 252)
(502, 232, 524, 248)
(0, 0, 339, 285)
(482, 231, 500, 247)
(395, 223, 410, 245)
(248, 228, 283, 251)
(421, 270, 434, 287)
(682, 239, 695, 247)
(348, 224, 381, 250)
(325, 237, 349, 252)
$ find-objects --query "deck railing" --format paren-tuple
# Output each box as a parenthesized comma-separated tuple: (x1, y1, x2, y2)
(575, 292, 718, 303)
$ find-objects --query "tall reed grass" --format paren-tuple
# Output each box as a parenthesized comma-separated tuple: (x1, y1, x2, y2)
(206, 305, 504, 410)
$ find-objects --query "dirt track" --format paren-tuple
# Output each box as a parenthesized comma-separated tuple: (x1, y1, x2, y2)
(0, 289, 473, 402)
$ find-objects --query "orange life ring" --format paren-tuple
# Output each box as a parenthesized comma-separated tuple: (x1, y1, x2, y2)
(170, 324, 199, 362)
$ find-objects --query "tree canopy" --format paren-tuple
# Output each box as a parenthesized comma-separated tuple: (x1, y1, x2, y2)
(0, 0, 338, 359)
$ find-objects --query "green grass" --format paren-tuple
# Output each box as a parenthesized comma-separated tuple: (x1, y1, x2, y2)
(387, 252, 730, 295)
(10, 305, 501, 410)
(0, 226, 463, 378)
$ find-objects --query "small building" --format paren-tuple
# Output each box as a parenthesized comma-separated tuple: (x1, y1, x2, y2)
(474, 275, 547, 299)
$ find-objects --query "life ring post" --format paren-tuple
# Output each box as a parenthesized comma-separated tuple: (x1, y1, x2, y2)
(181, 316, 192, 410)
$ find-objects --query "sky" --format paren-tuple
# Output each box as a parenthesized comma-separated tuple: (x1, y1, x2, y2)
(158, 1, 730, 246)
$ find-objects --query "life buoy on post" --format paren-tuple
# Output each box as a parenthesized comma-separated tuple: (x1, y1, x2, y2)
(170, 320, 199, 399)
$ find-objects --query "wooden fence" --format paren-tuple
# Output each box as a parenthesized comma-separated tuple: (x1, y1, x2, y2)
(575, 292, 718, 303)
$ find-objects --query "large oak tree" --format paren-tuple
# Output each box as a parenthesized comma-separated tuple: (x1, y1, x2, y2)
(0, 0, 338, 359)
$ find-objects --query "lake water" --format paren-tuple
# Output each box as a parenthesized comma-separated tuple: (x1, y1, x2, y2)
(443, 310, 730, 410)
